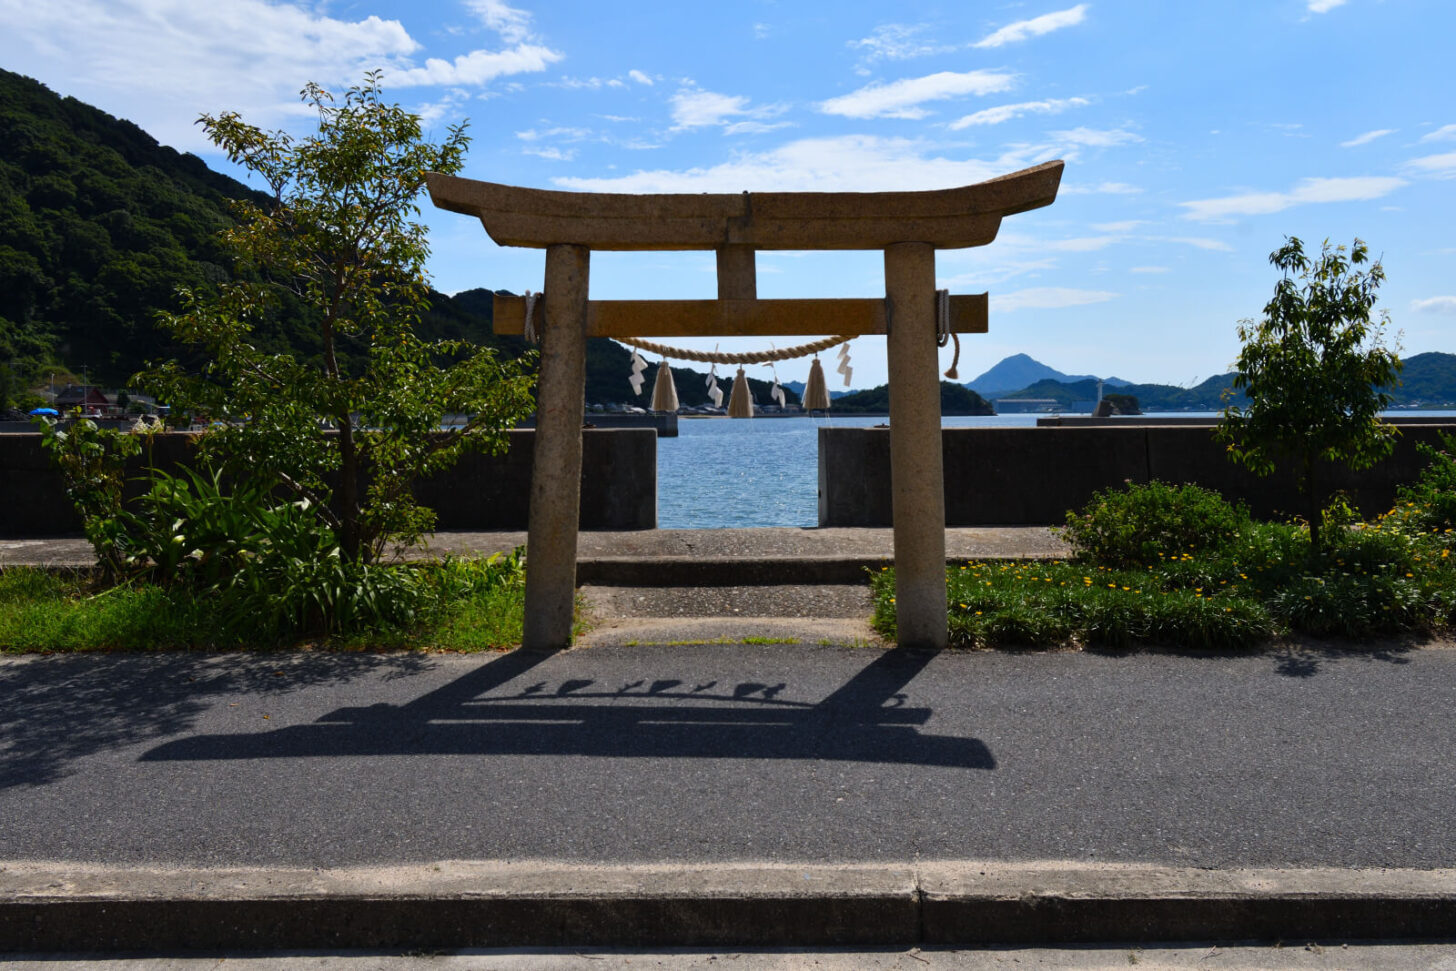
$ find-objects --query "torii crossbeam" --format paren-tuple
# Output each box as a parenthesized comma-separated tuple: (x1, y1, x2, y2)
(428, 160, 1063, 650)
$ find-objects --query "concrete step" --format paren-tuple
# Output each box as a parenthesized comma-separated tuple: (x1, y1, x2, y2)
(577, 584, 882, 648)
(578, 556, 885, 586)
(576, 616, 882, 648)
(582, 584, 874, 620)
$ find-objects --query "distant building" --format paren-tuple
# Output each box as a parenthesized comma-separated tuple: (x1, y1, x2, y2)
(53, 385, 113, 416)
(995, 398, 1061, 414)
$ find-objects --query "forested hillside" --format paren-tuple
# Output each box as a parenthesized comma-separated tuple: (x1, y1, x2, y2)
(0, 69, 794, 408)
(0, 67, 272, 383)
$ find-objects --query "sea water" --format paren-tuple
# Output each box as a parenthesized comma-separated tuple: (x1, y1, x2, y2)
(657, 411, 1456, 528)
(657, 414, 1042, 529)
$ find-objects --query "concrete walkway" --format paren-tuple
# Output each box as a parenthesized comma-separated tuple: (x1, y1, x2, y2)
(0, 526, 1070, 574)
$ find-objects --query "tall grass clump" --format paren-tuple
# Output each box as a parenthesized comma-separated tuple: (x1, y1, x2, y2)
(0, 550, 528, 653)
(1061, 479, 1249, 567)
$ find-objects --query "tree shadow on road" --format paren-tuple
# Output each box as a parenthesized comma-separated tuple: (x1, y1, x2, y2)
(0, 653, 434, 789)
(139, 647, 995, 769)
(1268, 635, 1420, 678)
(1083, 635, 1422, 679)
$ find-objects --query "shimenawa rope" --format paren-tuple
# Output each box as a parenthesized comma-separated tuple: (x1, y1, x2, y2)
(620, 334, 852, 365)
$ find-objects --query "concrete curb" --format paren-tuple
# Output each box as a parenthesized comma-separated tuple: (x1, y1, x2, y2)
(576, 554, 1062, 587)
(3, 862, 1455, 952)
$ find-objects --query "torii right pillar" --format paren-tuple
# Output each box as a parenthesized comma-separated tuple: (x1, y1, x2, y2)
(884, 241, 946, 648)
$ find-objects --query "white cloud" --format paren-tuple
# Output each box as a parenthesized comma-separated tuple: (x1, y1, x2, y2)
(1307, 0, 1348, 12)
(1411, 296, 1456, 314)
(819, 70, 1017, 120)
(1420, 124, 1456, 143)
(516, 126, 590, 142)
(670, 89, 750, 128)
(722, 120, 794, 136)
(992, 287, 1117, 311)
(849, 23, 957, 66)
(1340, 128, 1395, 147)
(974, 5, 1089, 48)
(939, 256, 1058, 290)
(1403, 152, 1456, 178)
(1045, 235, 1123, 252)
(628, 69, 653, 86)
(669, 87, 786, 133)
(1180, 176, 1408, 220)
(553, 135, 1056, 193)
(415, 88, 471, 125)
(0, 0, 559, 149)
(949, 97, 1088, 129)
(463, 0, 535, 44)
(1150, 236, 1234, 252)
(1049, 126, 1143, 147)
(1092, 220, 1147, 232)
(523, 145, 575, 161)
(548, 76, 628, 90)
(392, 45, 562, 86)
(1130, 266, 1170, 274)
(1060, 181, 1142, 195)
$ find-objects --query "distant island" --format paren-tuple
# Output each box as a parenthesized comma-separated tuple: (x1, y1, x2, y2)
(965, 353, 1456, 412)
(831, 382, 994, 416)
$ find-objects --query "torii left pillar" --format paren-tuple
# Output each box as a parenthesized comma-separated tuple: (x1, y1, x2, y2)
(522, 243, 589, 650)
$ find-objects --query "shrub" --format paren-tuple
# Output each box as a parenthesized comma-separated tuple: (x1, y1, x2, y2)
(1061, 480, 1249, 568)
(1385, 432, 1456, 550)
(35, 416, 141, 581)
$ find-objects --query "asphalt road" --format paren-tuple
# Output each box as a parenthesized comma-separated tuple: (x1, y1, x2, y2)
(2, 642, 1453, 870)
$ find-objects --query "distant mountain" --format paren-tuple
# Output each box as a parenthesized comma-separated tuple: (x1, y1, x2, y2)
(782, 380, 852, 401)
(832, 382, 994, 416)
(1388, 352, 1456, 408)
(965, 353, 1128, 399)
(989, 351, 1456, 412)
(1002, 375, 1243, 412)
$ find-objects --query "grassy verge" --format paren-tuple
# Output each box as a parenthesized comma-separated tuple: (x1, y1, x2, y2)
(871, 519, 1456, 651)
(0, 556, 532, 653)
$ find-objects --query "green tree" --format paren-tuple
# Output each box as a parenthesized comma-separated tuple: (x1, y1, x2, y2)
(1217, 237, 1402, 554)
(143, 74, 535, 563)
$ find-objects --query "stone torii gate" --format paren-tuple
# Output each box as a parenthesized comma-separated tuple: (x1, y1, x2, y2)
(427, 159, 1063, 651)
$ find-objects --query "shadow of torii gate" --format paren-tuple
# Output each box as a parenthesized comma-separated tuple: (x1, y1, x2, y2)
(141, 645, 993, 769)
(427, 161, 1064, 650)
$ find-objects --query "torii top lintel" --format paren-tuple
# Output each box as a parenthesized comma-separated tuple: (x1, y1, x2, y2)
(425, 160, 1063, 252)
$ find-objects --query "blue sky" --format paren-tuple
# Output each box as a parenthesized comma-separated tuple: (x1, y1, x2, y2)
(3, 0, 1452, 389)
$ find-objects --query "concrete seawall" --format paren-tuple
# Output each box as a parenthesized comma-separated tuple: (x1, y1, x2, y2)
(0, 428, 657, 536)
(819, 422, 1456, 527)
